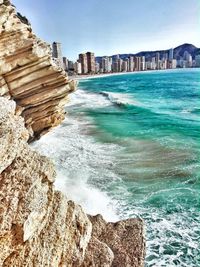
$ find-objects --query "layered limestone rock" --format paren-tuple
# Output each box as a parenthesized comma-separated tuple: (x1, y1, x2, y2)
(0, 98, 145, 266)
(0, 97, 92, 266)
(0, 0, 76, 140)
(0, 0, 145, 266)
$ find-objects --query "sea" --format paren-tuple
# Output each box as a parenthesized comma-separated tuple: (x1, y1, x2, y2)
(33, 68, 200, 267)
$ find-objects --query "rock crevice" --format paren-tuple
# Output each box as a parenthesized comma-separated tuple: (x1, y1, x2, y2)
(0, 0, 76, 140)
(0, 1, 145, 266)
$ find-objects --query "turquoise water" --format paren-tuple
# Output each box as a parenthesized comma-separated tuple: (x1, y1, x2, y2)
(78, 69, 200, 266)
(33, 68, 200, 266)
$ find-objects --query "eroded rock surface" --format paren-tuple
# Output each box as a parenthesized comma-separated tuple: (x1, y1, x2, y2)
(0, 97, 145, 266)
(85, 215, 145, 267)
(0, 0, 76, 140)
(0, 0, 145, 266)
(0, 97, 92, 266)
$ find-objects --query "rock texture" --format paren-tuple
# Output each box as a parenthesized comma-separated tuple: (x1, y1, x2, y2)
(0, 0, 76, 141)
(0, 97, 92, 266)
(0, 97, 145, 266)
(84, 215, 145, 267)
(0, 1, 145, 266)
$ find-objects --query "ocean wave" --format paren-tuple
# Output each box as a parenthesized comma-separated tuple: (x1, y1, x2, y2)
(32, 75, 200, 266)
(100, 91, 142, 107)
(181, 107, 200, 115)
(66, 88, 112, 109)
(32, 113, 120, 222)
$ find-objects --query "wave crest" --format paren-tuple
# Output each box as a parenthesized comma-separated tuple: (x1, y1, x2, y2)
(100, 91, 141, 107)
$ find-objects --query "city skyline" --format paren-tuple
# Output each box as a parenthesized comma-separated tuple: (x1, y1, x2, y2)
(12, 0, 200, 60)
(52, 42, 200, 75)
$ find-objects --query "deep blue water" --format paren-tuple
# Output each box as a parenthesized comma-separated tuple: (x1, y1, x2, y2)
(78, 69, 200, 267)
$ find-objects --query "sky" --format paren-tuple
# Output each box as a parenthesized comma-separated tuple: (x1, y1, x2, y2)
(12, 0, 200, 60)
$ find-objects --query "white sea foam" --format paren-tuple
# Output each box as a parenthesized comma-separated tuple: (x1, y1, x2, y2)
(100, 91, 141, 106)
(32, 99, 120, 221)
(181, 109, 191, 114)
(70, 87, 141, 109)
(67, 88, 112, 109)
(32, 84, 200, 266)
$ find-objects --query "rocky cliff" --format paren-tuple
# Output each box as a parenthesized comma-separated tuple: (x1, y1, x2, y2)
(0, 1, 145, 266)
(0, 97, 145, 266)
(0, 0, 76, 141)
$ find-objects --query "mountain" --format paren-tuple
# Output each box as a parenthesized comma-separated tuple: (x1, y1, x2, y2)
(96, 43, 200, 63)
(173, 43, 198, 58)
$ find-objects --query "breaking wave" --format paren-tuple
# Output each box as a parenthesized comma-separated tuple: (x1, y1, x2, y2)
(100, 91, 141, 107)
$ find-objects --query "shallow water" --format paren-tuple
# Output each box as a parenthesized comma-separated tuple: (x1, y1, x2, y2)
(33, 68, 200, 267)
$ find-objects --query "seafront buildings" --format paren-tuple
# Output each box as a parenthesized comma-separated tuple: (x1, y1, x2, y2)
(52, 42, 63, 67)
(86, 52, 95, 73)
(78, 53, 88, 74)
(52, 43, 200, 75)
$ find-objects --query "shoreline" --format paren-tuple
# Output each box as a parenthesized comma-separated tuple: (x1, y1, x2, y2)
(70, 67, 198, 81)
(35, 68, 200, 267)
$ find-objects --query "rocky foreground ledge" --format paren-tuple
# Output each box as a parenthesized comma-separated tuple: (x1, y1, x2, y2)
(0, 97, 145, 266)
(0, 0, 76, 141)
(0, 1, 145, 266)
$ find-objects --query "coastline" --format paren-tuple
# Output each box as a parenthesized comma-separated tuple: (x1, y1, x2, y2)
(34, 68, 200, 267)
(0, 2, 146, 266)
(70, 67, 198, 81)
(33, 68, 200, 267)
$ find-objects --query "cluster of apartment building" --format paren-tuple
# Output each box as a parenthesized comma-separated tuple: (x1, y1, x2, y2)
(52, 42, 200, 75)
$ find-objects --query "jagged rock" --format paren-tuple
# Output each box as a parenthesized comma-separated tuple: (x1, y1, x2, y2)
(85, 215, 145, 267)
(0, 97, 145, 267)
(0, 97, 92, 266)
(0, 0, 76, 140)
(82, 236, 114, 267)
(0, 1, 145, 266)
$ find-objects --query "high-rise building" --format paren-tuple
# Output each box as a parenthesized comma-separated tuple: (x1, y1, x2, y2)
(101, 57, 108, 73)
(52, 42, 63, 67)
(122, 60, 128, 72)
(79, 53, 88, 74)
(134, 57, 141, 71)
(108, 57, 112, 72)
(68, 61, 74, 70)
(74, 62, 82, 74)
(183, 51, 192, 67)
(151, 57, 156, 70)
(118, 58, 123, 72)
(156, 52, 160, 69)
(169, 48, 174, 61)
(187, 54, 192, 68)
(112, 62, 118, 72)
(140, 56, 145, 71)
(62, 57, 68, 71)
(195, 55, 200, 67)
(86, 52, 95, 73)
(95, 62, 100, 73)
(129, 56, 134, 72)
(171, 59, 177, 69)
(146, 61, 152, 70)
(160, 59, 167, 69)
(102, 57, 112, 73)
(126, 58, 130, 72)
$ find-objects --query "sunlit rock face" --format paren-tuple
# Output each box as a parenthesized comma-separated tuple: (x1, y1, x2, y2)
(0, 96, 145, 266)
(0, 97, 92, 266)
(83, 215, 145, 267)
(0, 0, 76, 141)
(0, 1, 145, 266)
